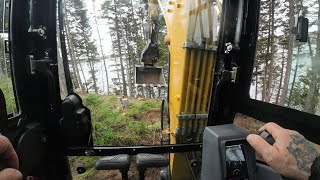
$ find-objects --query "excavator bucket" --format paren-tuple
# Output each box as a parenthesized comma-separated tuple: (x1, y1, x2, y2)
(135, 65, 166, 86)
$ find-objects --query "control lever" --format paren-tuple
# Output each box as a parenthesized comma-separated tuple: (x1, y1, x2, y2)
(136, 154, 169, 180)
(258, 131, 275, 145)
(95, 154, 131, 180)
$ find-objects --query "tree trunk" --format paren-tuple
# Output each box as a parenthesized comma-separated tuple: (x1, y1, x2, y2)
(0, 55, 3, 76)
(78, 57, 89, 93)
(64, 8, 85, 93)
(265, 0, 275, 102)
(0, 38, 4, 76)
(64, 24, 79, 89)
(92, 0, 110, 95)
(276, 48, 285, 104)
(288, 47, 300, 107)
(124, 29, 133, 97)
(111, 35, 122, 93)
(89, 60, 99, 94)
(262, 53, 267, 101)
(138, 5, 146, 41)
(262, 2, 273, 102)
(313, 78, 320, 113)
(86, 49, 99, 94)
(114, 0, 128, 96)
(310, 78, 319, 114)
(279, 0, 294, 106)
(264, 1, 271, 102)
(57, 24, 68, 98)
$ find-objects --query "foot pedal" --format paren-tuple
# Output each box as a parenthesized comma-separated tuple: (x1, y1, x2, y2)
(136, 154, 169, 180)
(95, 154, 130, 180)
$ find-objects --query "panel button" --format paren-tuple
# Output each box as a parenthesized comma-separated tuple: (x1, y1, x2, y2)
(232, 169, 240, 176)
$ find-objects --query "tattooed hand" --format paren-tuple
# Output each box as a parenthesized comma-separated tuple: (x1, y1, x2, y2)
(246, 122, 319, 180)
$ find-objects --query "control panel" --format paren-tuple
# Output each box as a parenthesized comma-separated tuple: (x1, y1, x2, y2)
(225, 143, 248, 180)
(201, 124, 282, 180)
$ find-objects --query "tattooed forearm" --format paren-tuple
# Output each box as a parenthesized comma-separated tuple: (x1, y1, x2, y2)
(287, 135, 319, 173)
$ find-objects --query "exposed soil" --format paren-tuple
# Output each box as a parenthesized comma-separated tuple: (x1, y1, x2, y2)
(234, 113, 265, 133)
(140, 132, 161, 145)
(141, 111, 161, 123)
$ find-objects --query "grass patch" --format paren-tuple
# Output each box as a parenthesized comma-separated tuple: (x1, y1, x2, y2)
(82, 94, 161, 146)
(70, 94, 162, 179)
(127, 100, 161, 117)
(0, 75, 17, 113)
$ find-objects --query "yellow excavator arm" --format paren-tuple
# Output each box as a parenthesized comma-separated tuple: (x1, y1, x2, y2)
(138, 0, 221, 178)
(157, 0, 221, 179)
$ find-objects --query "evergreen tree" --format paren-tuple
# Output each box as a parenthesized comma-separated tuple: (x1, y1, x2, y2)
(92, 0, 110, 94)
(101, 0, 128, 96)
(67, 0, 99, 93)
(304, 0, 320, 113)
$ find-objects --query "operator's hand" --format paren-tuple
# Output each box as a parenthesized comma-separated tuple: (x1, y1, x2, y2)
(246, 122, 319, 180)
(0, 135, 22, 180)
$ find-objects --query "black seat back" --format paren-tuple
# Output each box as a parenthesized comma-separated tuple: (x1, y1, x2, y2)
(60, 93, 92, 147)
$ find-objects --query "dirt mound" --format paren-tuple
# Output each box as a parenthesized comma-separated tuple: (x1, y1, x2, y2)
(141, 111, 161, 123)
(234, 113, 265, 133)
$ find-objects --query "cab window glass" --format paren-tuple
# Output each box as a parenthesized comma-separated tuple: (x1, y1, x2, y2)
(250, 0, 320, 115)
(0, 0, 17, 114)
(62, 0, 168, 147)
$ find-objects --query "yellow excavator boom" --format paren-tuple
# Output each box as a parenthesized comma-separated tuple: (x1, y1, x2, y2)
(141, 0, 221, 178)
(158, 0, 221, 179)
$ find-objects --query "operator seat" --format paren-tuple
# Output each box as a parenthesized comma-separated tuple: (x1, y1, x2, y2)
(60, 93, 93, 147)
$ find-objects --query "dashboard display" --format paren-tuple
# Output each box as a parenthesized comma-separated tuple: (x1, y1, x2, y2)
(226, 145, 246, 161)
(225, 144, 248, 180)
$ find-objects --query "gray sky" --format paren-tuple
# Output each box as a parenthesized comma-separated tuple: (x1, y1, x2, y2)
(83, 0, 117, 93)
(85, 0, 112, 55)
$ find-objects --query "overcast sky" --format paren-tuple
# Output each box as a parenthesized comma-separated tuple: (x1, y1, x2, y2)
(85, 0, 112, 55)
(81, 0, 118, 93)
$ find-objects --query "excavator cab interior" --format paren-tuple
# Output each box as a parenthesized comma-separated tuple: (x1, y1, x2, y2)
(0, 0, 319, 179)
